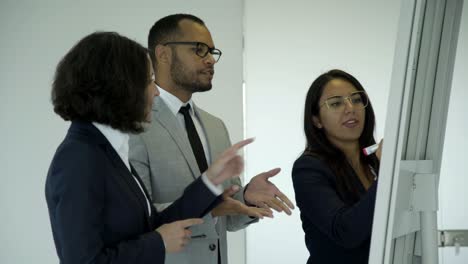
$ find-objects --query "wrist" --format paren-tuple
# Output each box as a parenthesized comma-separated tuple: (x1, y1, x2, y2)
(201, 173, 223, 195)
(243, 184, 255, 207)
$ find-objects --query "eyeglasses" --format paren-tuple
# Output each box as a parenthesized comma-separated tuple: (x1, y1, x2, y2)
(162, 41, 222, 62)
(319, 91, 369, 112)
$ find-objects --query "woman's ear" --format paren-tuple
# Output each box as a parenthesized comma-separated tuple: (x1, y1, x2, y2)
(312, 116, 323, 129)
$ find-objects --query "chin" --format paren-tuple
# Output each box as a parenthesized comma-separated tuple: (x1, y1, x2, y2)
(338, 132, 361, 142)
(191, 85, 212, 93)
(145, 112, 152, 122)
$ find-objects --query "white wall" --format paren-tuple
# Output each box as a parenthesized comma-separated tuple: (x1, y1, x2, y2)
(244, 1, 468, 264)
(244, 1, 401, 263)
(0, 1, 244, 263)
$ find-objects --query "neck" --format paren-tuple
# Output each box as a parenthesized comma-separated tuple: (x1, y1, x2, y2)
(156, 75, 192, 103)
(332, 139, 361, 166)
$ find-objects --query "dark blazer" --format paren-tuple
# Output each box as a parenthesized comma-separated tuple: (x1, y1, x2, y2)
(45, 121, 220, 264)
(292, 155, 377, 264)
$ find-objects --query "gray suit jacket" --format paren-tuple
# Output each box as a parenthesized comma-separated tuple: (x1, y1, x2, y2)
(129, 96, 257, 264)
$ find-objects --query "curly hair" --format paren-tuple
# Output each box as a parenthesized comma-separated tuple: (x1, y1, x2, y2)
(51, 31, 150, 133)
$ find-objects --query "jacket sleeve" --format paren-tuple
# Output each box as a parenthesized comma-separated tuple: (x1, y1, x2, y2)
(129, 134, 221, 228)
(292, 155, 377, 249)
(152, 176, 221, 227)
(45, 143, 165, 264)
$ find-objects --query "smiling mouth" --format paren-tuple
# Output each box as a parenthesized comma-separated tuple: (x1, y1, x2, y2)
(343, 119, 359, 127)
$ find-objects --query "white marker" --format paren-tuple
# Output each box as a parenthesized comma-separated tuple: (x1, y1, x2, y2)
(362, 144, 379, 156)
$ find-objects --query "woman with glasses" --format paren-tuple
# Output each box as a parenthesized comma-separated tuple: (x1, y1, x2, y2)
(292, 69, 382, 264)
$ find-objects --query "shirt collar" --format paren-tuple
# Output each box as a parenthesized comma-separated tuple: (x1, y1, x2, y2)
(92, 122, 130, 169)
(157, 84, 195, 116)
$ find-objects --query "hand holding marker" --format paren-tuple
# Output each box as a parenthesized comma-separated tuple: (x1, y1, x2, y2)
(362, 144, 379, 156)
(362, 139, 383, 159)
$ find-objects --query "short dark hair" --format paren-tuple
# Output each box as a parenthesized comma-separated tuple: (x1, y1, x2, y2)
(148, 14, 205, 63)
(51, 31, 150, 133)
(303, 69, 379, 202)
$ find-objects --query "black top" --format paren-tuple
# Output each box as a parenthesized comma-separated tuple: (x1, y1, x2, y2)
(292, 155, 377, 264)
(45, 121, 220, 264)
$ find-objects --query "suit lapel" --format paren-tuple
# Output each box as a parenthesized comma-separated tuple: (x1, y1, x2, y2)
(153, 97, 201, 179)
(194, 104, 222, 162)
(104, 140, 152, 222)
(130, 165, 153, 205)
(70, 122, 152, 227)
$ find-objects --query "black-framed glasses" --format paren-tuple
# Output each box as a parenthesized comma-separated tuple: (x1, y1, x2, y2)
(162, 41, 222, 62)
(319, 91, 369, 112)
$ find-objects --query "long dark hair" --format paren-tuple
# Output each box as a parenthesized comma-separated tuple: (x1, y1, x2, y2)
(52, 32, 150, 133)
(303, 69, 379, 202)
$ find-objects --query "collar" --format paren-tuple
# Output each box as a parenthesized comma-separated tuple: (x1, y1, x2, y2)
(92, 122, 130, 169)
(157, 84, 195, 116)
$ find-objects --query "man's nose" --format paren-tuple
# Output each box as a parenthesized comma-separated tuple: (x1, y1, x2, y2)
(204, 53, 216, 65)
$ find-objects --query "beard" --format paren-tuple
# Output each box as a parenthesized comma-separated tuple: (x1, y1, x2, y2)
(170, 52, 213, 93)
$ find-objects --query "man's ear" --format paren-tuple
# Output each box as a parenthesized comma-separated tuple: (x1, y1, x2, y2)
(155, 45, 170, 64)
(312, 116, 323, 129)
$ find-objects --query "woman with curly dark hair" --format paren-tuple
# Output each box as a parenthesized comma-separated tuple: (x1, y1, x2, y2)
(45, 31, 251, 264)
(292, 69, 382, 264)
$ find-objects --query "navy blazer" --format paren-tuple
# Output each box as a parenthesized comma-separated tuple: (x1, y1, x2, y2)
(292, 155, 377, 264)
(45, 121, 220, 264)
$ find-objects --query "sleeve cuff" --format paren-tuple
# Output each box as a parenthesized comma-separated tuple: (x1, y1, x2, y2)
(201, 173, 223, 196)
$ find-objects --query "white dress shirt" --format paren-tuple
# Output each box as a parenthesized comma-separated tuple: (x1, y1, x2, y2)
(157, 85, 222, 195)
(157, 86, 212, 164)
(93, 122, 153, 216)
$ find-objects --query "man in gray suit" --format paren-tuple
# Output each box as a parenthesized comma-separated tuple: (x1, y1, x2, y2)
(130, 14, 294, 264)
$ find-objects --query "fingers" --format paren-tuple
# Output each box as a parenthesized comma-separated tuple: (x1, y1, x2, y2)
(240, 204, 273, 219)
(213, 156, 244, 185)
(177, 229, 192, 249)
(378, 140, 384, 151)
(207, 138, 254, 184)
(183, 229, 192, 241)
(257, 207, 274, 218)
(217, 138, 254, 164)
(257, 201, 271, 210)
(275, 191, 295, 211)
(274, 198, 292, 215)
(222, 185, 240, 198)
(258, 194, 294, 215)
(243, 207, 263, 219)
(263, 197, 285, 213)
(216, 138, 254, 168)
(260, 168, 281, 179)
(231, 137, 255, 151)
(184, 229, 192, 238)
(179, 218, 204, 228)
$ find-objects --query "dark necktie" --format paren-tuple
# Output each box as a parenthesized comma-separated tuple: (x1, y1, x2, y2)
(179, 104, 208, 173)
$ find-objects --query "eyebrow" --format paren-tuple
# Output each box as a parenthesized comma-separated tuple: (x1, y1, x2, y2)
(325, 91, 360, 98)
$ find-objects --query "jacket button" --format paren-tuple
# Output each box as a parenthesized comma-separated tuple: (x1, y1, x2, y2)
(209, 243, 216, 251)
